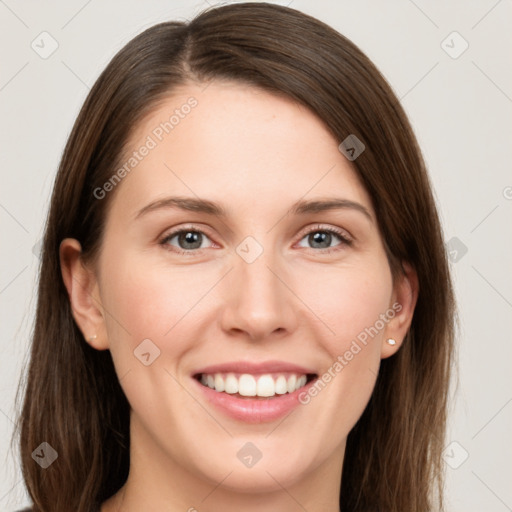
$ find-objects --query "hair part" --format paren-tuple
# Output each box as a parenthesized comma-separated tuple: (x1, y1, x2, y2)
(16, 3, 455, 511)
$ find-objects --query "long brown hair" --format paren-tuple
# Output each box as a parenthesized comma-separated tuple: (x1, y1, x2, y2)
(16, 3, 455, 510)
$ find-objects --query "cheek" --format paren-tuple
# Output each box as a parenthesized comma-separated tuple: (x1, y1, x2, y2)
(266, 259, 394, 469)
(295, 260, 393, 355)
(99, 250, 220, 362)
(292, 257, 391, 416)
(97, 252, 217, 429)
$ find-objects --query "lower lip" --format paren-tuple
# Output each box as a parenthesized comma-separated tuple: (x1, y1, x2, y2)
(193, 377, 316, 423)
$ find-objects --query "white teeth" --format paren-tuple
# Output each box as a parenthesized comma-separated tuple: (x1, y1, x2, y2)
(199, 372, 311, 397)
(256, 375, 275, 397)
(214, 373, 225, 392)
(275, 375, 288, 395)
(224, 373, 239, 394)
(239, 374, 257, 396)
(287, 375, 297, 393)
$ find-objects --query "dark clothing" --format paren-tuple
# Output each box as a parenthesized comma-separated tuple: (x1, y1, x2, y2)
(17, 507, 100, 512)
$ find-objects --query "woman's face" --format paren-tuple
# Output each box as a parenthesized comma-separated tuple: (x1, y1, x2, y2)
(64, 80, 416, 498)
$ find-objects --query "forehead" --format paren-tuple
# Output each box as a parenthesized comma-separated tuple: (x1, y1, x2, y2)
(109, 80, 373, 221)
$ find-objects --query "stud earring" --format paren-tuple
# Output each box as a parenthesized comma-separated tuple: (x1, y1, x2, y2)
(88, 334, 98, 342)
(386, 338, 397, 346)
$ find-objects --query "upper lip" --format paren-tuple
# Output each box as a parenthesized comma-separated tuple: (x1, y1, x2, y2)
(193, 360, 318, 376)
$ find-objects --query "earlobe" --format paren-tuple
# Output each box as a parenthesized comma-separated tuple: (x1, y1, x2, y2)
(381, 262, 419, 359)
(59, 238, 109, 350)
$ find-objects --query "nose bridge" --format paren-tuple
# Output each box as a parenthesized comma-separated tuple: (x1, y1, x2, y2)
(221, 239, 297, 339)
(240, 253, 280, 307)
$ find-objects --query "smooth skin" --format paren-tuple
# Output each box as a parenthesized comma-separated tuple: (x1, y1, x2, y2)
(60, 80, 418, 512)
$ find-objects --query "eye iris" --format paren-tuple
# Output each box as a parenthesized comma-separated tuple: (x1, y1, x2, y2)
(309, 231, 332, 249)
(178, 231, 202, 250)
(171, 230, 339, 251)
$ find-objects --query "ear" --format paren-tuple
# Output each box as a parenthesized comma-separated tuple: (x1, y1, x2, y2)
(59, 238, 109, 350)
(381, 262, 419, 359)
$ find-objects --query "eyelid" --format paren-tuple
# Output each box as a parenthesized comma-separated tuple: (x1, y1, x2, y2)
(159, 224, 217, 253)
(159, 222, 353, 254)
(298, 223, 353, 244)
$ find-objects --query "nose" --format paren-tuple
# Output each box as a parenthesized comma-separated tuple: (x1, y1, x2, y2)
(220, 249, 299, 342)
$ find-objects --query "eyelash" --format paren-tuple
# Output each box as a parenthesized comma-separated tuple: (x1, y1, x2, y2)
(158, 224, 353, 256)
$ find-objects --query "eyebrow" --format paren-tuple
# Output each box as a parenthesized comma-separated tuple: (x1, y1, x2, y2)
(290, 198, 372, 222)
(134, 196, 372, 222)
(135, 196, 226, 219)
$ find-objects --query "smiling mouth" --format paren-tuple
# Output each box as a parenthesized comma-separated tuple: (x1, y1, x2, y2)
(194, 372, 318, 399)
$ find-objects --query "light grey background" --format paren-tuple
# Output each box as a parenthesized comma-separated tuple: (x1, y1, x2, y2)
(1, 1, 511, 510)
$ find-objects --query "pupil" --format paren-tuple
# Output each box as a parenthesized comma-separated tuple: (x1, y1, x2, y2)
(180, 231, 202, 249)
(310, 232, 330, 249)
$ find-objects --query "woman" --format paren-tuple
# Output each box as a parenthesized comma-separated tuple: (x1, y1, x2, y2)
(16, 2, 455, 511)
